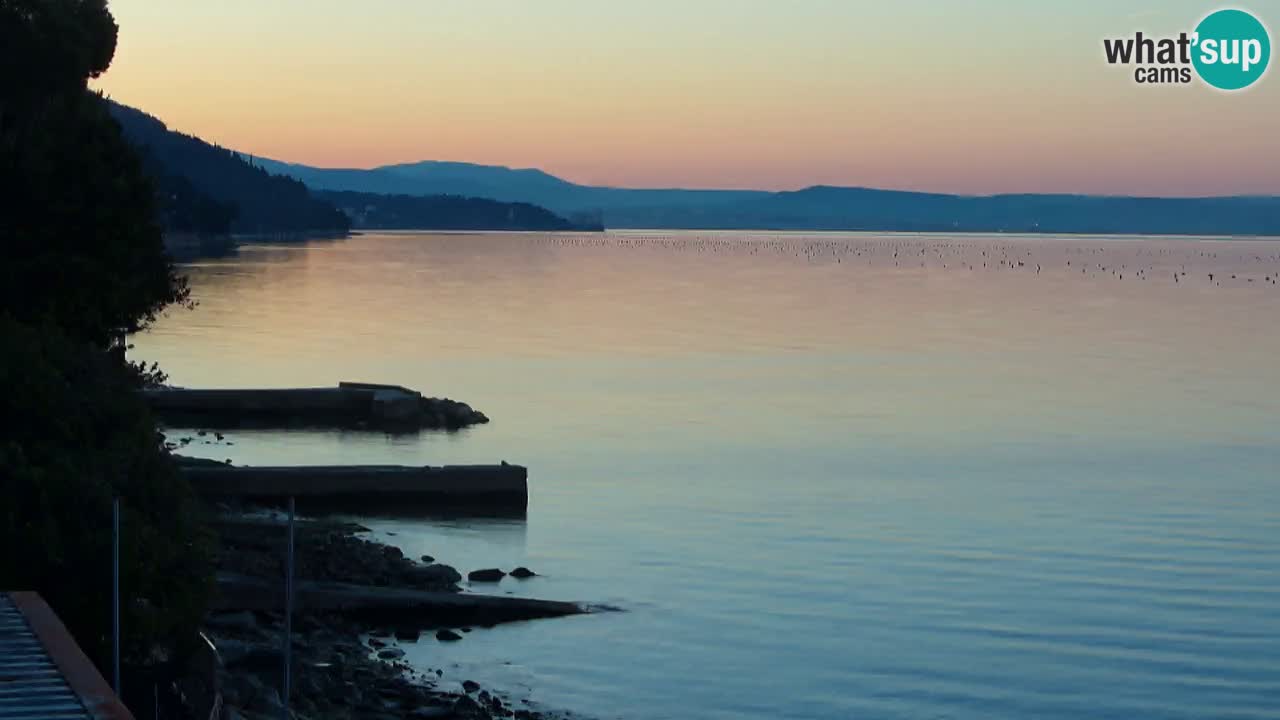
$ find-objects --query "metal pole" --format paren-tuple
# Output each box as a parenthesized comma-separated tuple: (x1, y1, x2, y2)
(112, 497, 121, 697)
(282, 496, 295, 720)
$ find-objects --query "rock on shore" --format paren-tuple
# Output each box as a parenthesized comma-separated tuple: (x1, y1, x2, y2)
(467, 568, 506, 583)
(206, 515, 574, 720)
(420, 396, 489, 429)
(207, 607, 550, 720)
(214, 516, 462, 592)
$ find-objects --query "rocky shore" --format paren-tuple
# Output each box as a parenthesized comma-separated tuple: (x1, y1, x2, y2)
(213, 516, 464, 591)
(207, 515, 572, 720)
(417, 396, 490, 431)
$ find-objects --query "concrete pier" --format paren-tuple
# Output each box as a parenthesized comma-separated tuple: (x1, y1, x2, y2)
(143, 382, 489, 430)
(181, 462, 528, 511)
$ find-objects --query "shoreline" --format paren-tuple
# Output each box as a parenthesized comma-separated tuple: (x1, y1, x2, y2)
(208, 512, 579, 720)
(162, 230, 349, 263)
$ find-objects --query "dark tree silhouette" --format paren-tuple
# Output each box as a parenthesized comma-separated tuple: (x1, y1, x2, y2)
(1, 3, 188, 346)
(0, 0, 117, 102)
(0, 0, 212, 687)
(0, 93, 190, 344)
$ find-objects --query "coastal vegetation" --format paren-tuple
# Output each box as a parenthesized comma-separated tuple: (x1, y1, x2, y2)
(0, 0, 212, 675)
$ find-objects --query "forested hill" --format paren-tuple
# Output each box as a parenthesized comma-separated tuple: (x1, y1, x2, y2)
(108, 102, 599, 235)
(319, 190, 603, 231)
(262, 158, 1280, 236)
(107, 101, 349, 236)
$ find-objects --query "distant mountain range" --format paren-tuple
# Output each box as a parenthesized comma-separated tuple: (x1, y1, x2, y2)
(255, 157, 766, 220)
(109, 102, 350, 237)
(258, 158, 1280, 236)
(109, 99, 1280, 237)
(106, 102, 595, 238)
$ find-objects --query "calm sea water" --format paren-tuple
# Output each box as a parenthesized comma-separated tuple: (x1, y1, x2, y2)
(136, 231, 1280, 720)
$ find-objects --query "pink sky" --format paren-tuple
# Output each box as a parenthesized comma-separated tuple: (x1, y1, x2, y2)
(96, 0, 1279, 195)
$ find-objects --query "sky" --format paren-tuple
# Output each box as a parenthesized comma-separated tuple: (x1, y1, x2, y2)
(95, 1, 1279, 196)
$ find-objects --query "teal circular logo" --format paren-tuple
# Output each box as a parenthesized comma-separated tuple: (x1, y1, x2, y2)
(1192, 9, 1271, 90)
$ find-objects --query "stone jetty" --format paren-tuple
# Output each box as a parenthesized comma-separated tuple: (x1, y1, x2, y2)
(144, 381, 488, 430)
(181, 460, 528, 511)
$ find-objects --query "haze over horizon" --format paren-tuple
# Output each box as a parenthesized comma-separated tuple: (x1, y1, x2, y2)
(96, 0, 1279, 197)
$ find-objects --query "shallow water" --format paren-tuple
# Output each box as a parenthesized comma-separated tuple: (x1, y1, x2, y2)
(136, 231, 1280, 720)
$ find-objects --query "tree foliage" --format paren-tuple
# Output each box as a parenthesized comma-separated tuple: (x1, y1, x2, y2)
(2, 1, 191, 345)
(1, 90, 190, 345)
(0, 318, 213, 665)
(0, 0, 117, 103)
(150, 169, 237, 237)
(0, 0, 212, 675)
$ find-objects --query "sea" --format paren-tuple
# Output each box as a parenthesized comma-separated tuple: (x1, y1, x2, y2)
(134, 230, 1280, 720)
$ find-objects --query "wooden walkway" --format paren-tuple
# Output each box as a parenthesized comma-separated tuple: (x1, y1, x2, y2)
(0, 592, 133, 720)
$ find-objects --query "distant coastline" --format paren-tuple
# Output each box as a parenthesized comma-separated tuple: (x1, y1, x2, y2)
(163, 231, 236, 261)
(163, 230, 355, 261)
(258, 158, 1280, 238)
(116, 97, 1279, 240)
(111, 101, 604, 244)
(319, 190, 604, 233)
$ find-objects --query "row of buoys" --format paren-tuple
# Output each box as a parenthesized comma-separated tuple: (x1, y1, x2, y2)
(524, 233, 1280, 286)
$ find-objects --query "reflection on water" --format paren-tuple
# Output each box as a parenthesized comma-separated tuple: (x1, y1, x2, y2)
(137, 231, 1280, 720)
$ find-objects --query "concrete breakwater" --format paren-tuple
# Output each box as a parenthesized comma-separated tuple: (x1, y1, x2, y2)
(144, 381, 489, 430)
(181, 460, 528, 511)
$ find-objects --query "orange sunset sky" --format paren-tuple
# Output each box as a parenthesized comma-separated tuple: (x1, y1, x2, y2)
(96, 0, 1278, 196)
